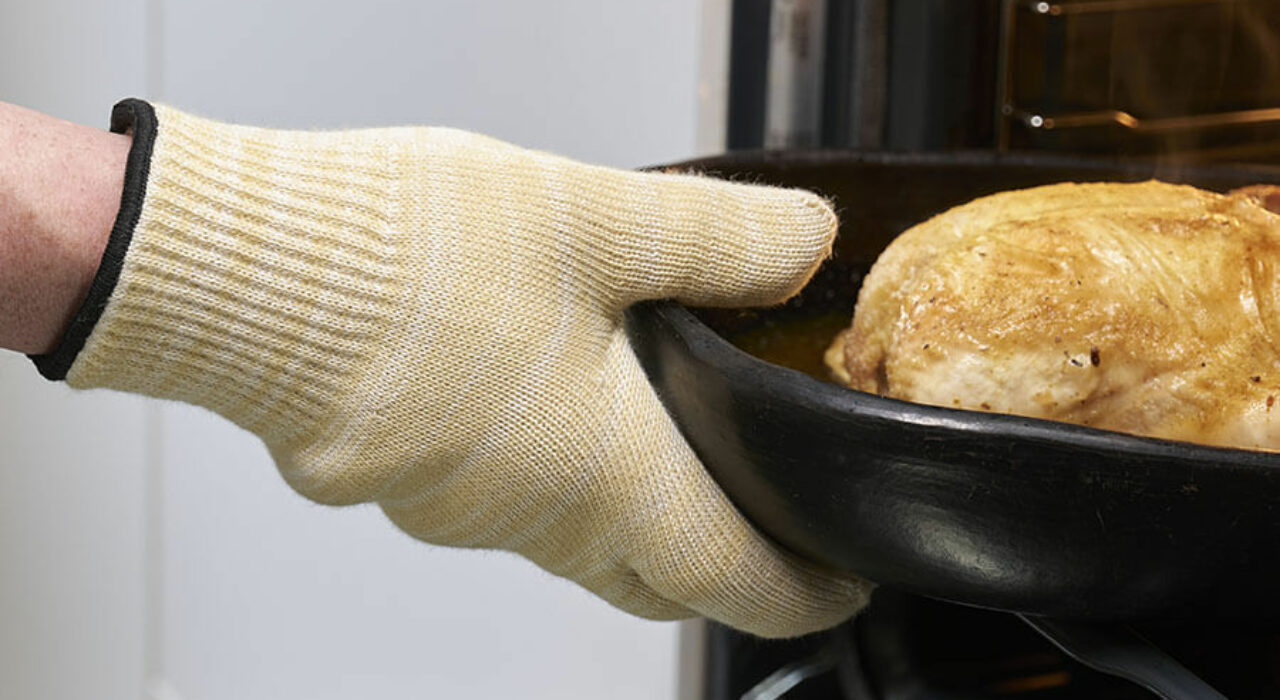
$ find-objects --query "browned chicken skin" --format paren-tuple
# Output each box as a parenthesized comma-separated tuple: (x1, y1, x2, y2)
(825, 181, 1280, 450)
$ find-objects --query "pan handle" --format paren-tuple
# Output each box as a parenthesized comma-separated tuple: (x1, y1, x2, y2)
(1017, 615, 1229, 700)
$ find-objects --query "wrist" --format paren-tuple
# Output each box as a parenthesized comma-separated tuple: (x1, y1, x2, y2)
(0, 101, 130, 354)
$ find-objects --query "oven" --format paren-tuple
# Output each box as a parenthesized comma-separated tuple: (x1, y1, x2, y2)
(678, 1, 1280, 698)
(728, 0, 1280, 157)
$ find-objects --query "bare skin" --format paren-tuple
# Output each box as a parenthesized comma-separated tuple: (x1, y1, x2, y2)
(0, 101, 130, 354)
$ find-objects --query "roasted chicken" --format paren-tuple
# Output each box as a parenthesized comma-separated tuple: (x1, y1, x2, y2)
(825, 181, 1280, 450)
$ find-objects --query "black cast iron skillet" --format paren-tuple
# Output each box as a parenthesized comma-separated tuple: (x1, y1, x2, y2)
(624, 151, 1280, 623)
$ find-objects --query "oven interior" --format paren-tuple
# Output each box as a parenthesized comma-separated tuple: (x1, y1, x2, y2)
(701, 2, 1280, 697)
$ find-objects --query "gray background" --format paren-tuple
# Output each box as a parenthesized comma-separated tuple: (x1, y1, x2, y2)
(0, 1, 716, 698)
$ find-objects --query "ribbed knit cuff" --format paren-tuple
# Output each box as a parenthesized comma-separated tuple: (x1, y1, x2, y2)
(42, 102, 403, 447)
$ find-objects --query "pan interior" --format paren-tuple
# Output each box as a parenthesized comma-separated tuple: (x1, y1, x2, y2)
(684, 152, 1280, 383)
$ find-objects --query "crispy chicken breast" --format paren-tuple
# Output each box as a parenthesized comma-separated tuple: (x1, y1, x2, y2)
(825, 181, 1280, 450)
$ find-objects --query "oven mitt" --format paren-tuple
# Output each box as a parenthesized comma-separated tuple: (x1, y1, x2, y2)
(32, 100, 872, 638)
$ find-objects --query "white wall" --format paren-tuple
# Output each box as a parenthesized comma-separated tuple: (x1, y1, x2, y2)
(0, 4, 150, 700)
(1, 2, 707, 698)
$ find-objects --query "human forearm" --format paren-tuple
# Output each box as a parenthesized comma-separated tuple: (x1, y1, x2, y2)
(0, 101, 130, 354)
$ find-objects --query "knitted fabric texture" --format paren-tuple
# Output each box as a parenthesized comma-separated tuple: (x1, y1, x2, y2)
(66, 104, 872, 637)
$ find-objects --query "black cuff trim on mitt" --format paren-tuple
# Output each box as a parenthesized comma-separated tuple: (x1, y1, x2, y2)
(29, 99, 159, 381)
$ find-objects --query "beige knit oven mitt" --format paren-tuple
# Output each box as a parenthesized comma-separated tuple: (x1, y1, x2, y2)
(33, 100, 871, 638)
